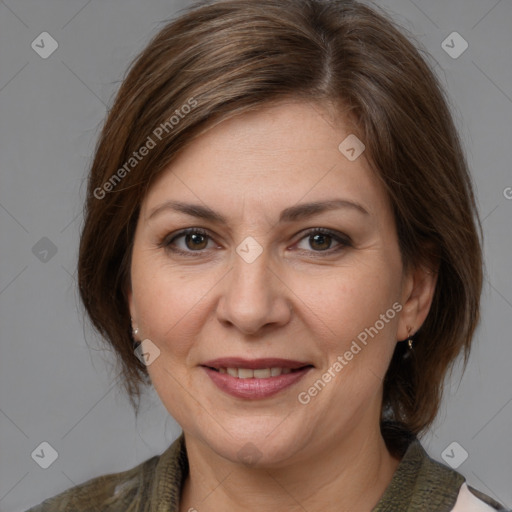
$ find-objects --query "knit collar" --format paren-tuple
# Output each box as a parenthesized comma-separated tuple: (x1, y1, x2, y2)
(150, 433, 464, 511)
(372, 439, 464, 511)
(151, 432, 189, 512)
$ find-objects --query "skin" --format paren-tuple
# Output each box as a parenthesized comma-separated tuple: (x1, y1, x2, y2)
(127, 100, 437, 511)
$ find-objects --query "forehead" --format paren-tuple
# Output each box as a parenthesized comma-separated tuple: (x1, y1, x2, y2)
(141, 100, 388, 219)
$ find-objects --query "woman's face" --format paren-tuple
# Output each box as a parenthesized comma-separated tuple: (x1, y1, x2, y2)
(128, 100, 427, 466)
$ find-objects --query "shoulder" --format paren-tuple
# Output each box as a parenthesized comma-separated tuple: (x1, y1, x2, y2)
(452, 483, 511, 512)
(24, 453, 160, 512)
(407, 441, 509, 511)
(24, 434, 188, 512)
(375, 425, 510, 511)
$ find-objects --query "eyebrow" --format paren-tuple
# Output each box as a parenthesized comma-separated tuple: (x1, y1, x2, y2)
(147, 198, 369, 224)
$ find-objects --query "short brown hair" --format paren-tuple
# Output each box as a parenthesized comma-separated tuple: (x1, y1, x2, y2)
(78, 0, 483, 437)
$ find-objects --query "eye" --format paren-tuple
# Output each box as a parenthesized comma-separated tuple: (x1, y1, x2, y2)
(161, 228, 216, 254)
(160, 227, 351, 257)
(294, 228, 350, 254)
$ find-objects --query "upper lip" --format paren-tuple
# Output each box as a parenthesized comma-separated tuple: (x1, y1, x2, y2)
(201, 358, 313, 370)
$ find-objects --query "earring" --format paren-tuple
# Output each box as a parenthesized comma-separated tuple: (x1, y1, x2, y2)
(406, 326, 415, 349)
(131, 318, 139, 338)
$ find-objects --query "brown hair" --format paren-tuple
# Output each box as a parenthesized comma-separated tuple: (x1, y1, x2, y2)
(78, 0, 483, 437)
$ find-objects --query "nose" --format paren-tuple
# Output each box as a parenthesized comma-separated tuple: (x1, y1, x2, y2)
(215, 245, 293, 336)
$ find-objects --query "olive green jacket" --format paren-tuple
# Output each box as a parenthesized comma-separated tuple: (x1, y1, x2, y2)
(26, 433, 507, 511)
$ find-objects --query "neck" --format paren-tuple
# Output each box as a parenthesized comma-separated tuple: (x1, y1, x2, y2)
(179, 426, 400, 512)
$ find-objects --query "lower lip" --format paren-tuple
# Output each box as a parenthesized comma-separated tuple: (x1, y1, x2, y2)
(202, 366, 312, 399)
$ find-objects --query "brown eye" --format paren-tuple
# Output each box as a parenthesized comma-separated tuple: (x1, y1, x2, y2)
(309, 232, 332, 251)
(295, 228, 350, 254)
(163, 228, 214, 254)
(183, 232, 208, 250)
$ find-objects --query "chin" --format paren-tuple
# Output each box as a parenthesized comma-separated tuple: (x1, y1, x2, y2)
(197, 417, 310, 468)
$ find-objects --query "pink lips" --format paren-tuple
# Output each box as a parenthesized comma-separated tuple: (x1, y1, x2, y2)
(201, 357, 313, 399)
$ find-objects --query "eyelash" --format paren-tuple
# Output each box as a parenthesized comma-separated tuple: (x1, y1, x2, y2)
(159, 227, 351, 257)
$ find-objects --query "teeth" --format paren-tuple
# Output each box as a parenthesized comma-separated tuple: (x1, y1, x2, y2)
(227, 367, 238, 377)
(238, 368, 253, 379)
(253, 368, 271, 378)
(218, 367, 297, 378)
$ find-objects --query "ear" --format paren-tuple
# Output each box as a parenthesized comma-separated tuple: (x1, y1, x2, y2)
(397, 257, 439, 341)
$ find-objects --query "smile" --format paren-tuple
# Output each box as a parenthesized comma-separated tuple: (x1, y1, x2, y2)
(201, 358, 314, 399)
(209, 367, 308, 378)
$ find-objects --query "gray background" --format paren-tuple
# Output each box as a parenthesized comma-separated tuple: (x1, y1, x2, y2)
(0, 0, 510, 510)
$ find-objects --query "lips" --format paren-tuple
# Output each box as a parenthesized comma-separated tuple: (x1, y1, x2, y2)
(201, 357, 314, 399)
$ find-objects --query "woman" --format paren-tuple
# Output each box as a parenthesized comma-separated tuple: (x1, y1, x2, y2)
(26, 0, 509, 510)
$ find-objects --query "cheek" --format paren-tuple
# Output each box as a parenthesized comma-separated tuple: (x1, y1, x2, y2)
(295, 266, 401, 418)
(293, 259, 401, 348)
(130, 252, 220, 358)
(130, 253, 213, 425)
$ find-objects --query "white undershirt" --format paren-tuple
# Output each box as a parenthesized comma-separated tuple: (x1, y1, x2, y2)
(452, 483, 498, 511)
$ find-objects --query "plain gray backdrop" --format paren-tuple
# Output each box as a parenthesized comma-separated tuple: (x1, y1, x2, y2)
(1, 0, 511, 511)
